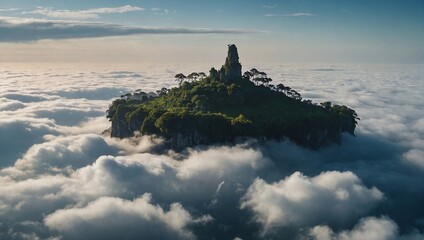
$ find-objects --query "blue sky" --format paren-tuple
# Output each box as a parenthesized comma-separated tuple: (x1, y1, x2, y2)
(0, 0, 423, 63)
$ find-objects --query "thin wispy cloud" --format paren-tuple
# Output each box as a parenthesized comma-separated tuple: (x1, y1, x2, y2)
(0, 8, 19, 12)
(150, 7, 173, 15)
(265, 12, 316, 17)
(0, 17, 259, 42)
(263, 4, 278, 9)
(23, 5, 144, 19)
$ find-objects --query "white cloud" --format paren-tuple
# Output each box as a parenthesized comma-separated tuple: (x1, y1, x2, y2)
(263, 5, 278, 9)
(177, 146, 267, 179)
(61, 145, 267, 204)
(403, 149, 424, 169)
(52, 86, 129, 100)
(0, 117, 58, 166)
(413, 119, 424, 133)
(0, 8, 19, 12)
(265, 13, 315, 17)
(0, 135, 270, 238)
(0, 144, 264, 238)
(0, 93, 48, 103)
(25, 5, 144, 19)
(44, 194, 210, 240)
(0, 62, 423, 239)
(150, 7, 173, 15)
(308, 216, 424, 240)
(0, 174, 71, 223)
(241, 171, 383, 231)
(0, 17, 258, 42)
(309, 216, 398, 240)
(3, 134, 116, 178)
(0, 98, 25, 111)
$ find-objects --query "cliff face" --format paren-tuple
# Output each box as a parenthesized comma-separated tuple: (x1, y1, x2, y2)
(111, 111, 348, 151)
(110, 106, 140, 138)
(111, 116, 132, 138)
(169, 131, 204, 151)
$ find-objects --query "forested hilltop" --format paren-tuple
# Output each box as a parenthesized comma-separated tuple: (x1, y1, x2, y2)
(106, 45, 359, 150)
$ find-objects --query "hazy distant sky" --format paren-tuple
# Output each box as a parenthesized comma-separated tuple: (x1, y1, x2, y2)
(0, 0, 423, 63)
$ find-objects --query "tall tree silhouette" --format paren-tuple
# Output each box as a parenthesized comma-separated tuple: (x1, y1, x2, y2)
(175, 73, 187, 86)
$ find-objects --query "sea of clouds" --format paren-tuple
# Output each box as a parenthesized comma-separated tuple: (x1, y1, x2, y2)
(0, 63, 423, 240)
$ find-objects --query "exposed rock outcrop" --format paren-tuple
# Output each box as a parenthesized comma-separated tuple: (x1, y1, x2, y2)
(209, 67, 219, 80)
(110, 106, 140, 138)
(169, 131, 204, 151)
(209, 44, 242, 81)
(223, 44, 242, 79)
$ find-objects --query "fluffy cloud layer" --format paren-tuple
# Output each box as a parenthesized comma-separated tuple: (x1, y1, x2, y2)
(309, 217, 397, 240)
(0, 117, 57, 166)
(44, 194, 210, 240)
(0, 143, 266, 239)
(309, 216, 424, 240)
(241, 171, 383, 231)
(0, 63, 423, 239)
(3, 134, 116, 178)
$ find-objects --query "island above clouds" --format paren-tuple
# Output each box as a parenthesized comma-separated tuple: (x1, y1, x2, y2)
(106, 45, 359, 150)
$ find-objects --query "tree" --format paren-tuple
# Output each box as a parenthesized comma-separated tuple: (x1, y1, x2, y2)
(303, 99, 313, 105)
(250, 68, 259, 75)
(124, 93, 132, 99)
(320, 101, 332, 110)
(276, 83, 285, 92)
(157, 87, 169, 96)
(198, 72, 207, 80)
(175, 73, 186, 86)
(187, 72, 200, 81)
(251, 70, 272, 86)
(262, 77, 273, 86)
(288, 89, 302, 100)
(243, 68, 273, 86)
(243, 71, 253, 81)
(283, 86, 291, 94)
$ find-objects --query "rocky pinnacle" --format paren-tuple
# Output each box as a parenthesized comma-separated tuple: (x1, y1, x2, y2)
(223, 44, 242, 80)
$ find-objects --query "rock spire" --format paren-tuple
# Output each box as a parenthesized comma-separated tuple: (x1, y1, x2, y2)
(209, 44, 242, 81)
(222, 44, 242, 80)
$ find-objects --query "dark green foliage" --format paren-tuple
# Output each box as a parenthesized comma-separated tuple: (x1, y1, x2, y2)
(243, 68, 273, 86)
(107, 71, 359, 150)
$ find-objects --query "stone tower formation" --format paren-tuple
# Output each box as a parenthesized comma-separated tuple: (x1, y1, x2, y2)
(223, 44, 242, 79)
(209, 44, 242, 82)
